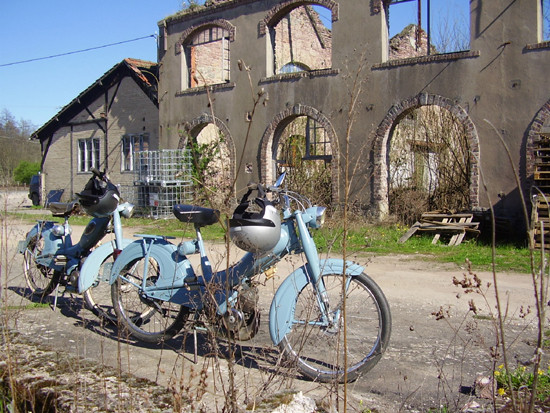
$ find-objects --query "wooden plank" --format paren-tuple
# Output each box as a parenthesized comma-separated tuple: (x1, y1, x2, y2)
(398, 222, 421, 244)
(432, 217, 449, 244)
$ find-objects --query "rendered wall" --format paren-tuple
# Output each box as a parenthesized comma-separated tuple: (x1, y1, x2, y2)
(158, 0, 550, 228)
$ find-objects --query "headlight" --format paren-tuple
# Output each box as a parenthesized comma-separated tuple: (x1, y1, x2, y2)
(315, 206, 326, 228)
(305, 206, 326, 229)
(52, 224, 68, 237)
(119, 202, 135, 218)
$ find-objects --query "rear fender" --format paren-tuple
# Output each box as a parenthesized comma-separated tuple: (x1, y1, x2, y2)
(78, 238, 134, 293)
(109, 237, 196, 303)
(268, 259, 364, 345)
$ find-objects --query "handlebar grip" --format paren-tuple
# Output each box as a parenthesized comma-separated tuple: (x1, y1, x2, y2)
(90, 168, 103, 178)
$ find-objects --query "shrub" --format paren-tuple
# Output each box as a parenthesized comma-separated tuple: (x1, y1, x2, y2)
(13, 161, 40, 185)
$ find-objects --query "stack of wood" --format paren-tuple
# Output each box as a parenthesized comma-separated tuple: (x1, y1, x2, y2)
(398, 211, 480, 246)
(531, 130, 550, 250)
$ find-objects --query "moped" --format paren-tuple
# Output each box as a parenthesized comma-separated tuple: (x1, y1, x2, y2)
(18, 168, 135, 322)
(109, 173, 391, 382)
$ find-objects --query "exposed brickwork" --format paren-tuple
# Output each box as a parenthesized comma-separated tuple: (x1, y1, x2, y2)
(371, 93, 480, 218)
(259, 104, 340, 202)
(525, 41, 550, 50)
(372, 50, 480, 69)
(260, 0, 338, 36)
(176, 19, 236, 54)
(272, 5, 332, 72)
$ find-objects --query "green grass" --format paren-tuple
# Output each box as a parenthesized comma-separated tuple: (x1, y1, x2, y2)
(10, 211, 536, 273)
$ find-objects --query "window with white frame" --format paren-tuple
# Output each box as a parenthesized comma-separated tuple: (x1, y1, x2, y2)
(78, 137, 100, 172)
(121, 133, 149, 172)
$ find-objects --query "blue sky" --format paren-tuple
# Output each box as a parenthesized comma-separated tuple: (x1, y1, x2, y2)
(0, 1, 183, 128)
(0, 1, 469, 129)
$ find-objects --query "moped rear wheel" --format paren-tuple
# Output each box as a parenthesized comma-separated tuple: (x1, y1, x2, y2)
(111, 256, 188, 343)
(279, 272, 391, 383)
(23, 234, 60, 300)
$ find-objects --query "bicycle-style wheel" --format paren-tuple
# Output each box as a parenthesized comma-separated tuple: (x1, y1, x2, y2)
(279, 272, 391, 383)
(82, 253, 118, 324)
(111, 256, 188, 343)
(23, 234, 60, 299)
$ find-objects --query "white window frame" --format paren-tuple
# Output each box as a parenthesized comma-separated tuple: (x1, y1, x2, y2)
(78, 137, 100, 172)
(121, 133, 149, 172)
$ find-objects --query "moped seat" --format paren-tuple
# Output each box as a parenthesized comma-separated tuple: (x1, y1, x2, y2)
(173, 204, 220, 227)
(49, 201, 78, 218)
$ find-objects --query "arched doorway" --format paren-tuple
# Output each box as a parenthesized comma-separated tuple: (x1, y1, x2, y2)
(372, 94, 479, 221)
(178, 115, 235, 208)
(260, 104, 339, 207)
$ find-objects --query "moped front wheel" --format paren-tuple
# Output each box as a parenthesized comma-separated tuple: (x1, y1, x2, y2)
(23, 234, 60, 300)
(111, 256, 188, 344)
(279, 272, 391, 383)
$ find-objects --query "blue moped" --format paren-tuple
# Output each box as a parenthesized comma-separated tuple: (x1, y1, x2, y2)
(109, 173, 391, 382)
(18, 168, 134, 322)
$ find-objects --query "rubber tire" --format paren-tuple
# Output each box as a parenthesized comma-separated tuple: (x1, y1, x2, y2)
(23, 234, 59, 300)
(278, 272, 391, 383)
(110, 257, 188, 344)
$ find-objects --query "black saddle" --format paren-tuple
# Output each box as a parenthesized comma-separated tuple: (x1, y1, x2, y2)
(49, 201, 78, 218)
(172, 204, 220, 227)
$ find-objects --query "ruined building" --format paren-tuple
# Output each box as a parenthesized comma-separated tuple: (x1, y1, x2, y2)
(156, 0, 550, 234)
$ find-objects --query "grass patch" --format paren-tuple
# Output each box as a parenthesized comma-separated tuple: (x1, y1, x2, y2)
(10, 211, 535, 273)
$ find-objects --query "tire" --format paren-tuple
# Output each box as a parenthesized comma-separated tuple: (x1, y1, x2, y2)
(111, 256, 188, 343)
(82, 254, 118, 324)
(278, 272, 391, 383)
(30, 193, 39, 206)
(23, 234, 59, 300)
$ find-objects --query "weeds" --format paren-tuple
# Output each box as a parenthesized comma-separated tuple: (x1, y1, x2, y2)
(494, 364, 550, 403)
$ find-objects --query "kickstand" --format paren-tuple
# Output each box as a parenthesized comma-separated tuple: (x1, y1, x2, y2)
(193, 328, 198, 364)
(52, 283, 60, 311)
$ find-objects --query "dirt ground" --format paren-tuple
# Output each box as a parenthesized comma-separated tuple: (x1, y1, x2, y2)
(0, 189, 544, 412)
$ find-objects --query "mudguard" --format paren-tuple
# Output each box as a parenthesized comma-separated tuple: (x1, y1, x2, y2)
(78, 238, 134, 293)
(109, 237, 197, 305)
(268, 259, 364, 345)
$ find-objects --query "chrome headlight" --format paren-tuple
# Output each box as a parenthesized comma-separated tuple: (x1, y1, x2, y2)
(305, 206, 326, 229)
(52, 224, 71, 237)
(119, 202, 135, 218)
(315, 206, 326, 228)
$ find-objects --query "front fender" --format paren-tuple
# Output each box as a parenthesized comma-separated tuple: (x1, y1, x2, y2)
(268, 259, 364, 345)
(78, 238, 134, 293)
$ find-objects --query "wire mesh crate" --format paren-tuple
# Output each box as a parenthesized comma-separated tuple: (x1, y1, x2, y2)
(136, 149, 193, 187)
(132, 149, 194, 218)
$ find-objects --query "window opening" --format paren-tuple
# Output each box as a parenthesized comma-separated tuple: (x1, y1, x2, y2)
(388, 106, 470, 224)
(185, 26, 230, 88)
(387, 0, 469, 59)
(280, 62, 310, 73)
(122, 133, 149, 172)
(78, 137, 100, 172)
(276, 116, 332, 206)
(271, 5, 332, 74)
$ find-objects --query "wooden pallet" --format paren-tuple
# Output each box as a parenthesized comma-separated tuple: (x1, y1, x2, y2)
(398, 212, 480, 246)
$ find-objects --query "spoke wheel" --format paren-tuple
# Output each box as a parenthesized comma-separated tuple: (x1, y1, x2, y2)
(111, 256, 188, 343)
(82, 253, 117, 324)
(23, 234, 59, 300)
(279, 272, 391, 383)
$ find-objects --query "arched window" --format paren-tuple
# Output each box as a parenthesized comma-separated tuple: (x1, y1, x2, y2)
(268, 5, 332, 76)
(183, 26, 230, 88)
(279, 62, 310, 74)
